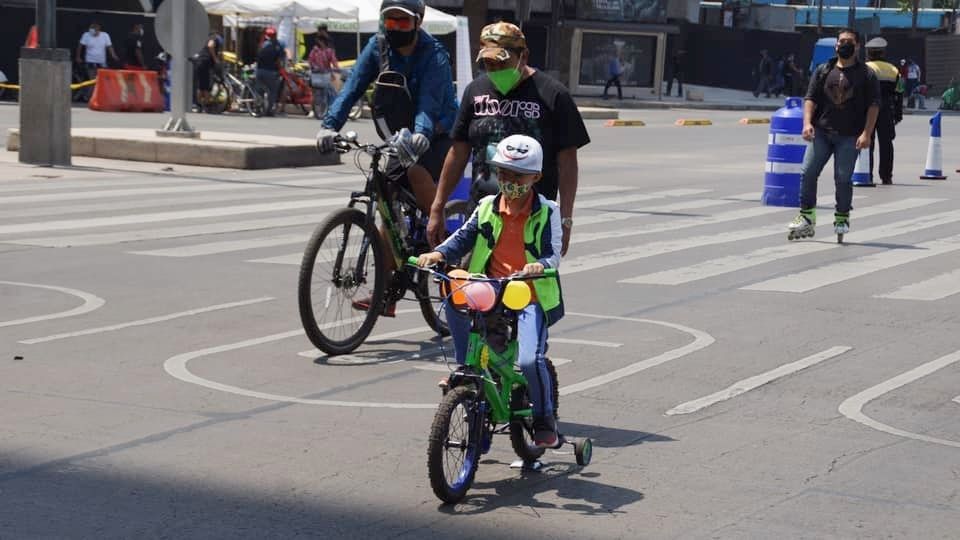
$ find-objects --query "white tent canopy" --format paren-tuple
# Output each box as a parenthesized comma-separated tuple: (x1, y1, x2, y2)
(319, 0, 457, 35)
(199, 0, 357, 19)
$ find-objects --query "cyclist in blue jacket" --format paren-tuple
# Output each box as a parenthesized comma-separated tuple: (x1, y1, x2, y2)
(316, 0, 458, 317)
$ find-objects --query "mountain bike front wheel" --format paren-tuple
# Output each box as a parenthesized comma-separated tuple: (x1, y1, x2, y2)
(427, 386, 482, 504)
(298, 208, 386, 356)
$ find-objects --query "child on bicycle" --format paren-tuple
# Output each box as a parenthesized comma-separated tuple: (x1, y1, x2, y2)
(417, 134, 564, 448)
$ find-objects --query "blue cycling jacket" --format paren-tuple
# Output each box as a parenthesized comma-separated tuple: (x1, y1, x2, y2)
(322, 30, 458, 140)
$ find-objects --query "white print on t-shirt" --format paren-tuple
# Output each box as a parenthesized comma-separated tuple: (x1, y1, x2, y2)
(473, 94, 542, 119)
(80, 31, 112, 65)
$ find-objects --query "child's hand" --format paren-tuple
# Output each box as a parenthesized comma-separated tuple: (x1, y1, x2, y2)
(522, 262, 545, 275)
(417, 251, 444, 268)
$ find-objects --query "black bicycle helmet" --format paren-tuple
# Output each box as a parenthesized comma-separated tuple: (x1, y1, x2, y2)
(380, 0, 425, 20)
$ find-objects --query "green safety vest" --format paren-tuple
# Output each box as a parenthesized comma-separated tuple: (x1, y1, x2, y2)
(468, 194, 564, 326)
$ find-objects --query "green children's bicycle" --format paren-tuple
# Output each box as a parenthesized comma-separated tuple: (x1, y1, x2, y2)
(407, 258, 593, 504)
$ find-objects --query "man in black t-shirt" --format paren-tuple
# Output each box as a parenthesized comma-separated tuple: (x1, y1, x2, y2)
(427, 22, 590, 256)
(788, 28, 880, 240)
(123, 23, 145, 69)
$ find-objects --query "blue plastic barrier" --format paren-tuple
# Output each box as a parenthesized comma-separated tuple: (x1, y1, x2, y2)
(762, 97, 808, 207)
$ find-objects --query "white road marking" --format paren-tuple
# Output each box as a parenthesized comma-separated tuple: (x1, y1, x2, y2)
(573, 194, 869, 245)
(249, 253, 311, 265)
(131, 234, 310, 258)
(563, 198, 936, 275)
(0, 176, 352, 204)
(665, 346, 852, 415)
(551, 338, 622, 348)
(4, 214, 322, 247)
(19, 297, 274, 344)
(622, 200, 953, 285)
(874, 269, 960, 301)
(7, 186, 339, 220)
(744, 232, 960, 293)
(576, 198, 736, 227)
(164, 312, 714, 408)
(0, 281, 105, 328)
(558, 313, 715, 396)
(0, 176, 199, 194)
(0, 198, 348, 236)
(297, 326, 434, 358)
(409, 357, 574, 372)
(838, 350, 960, 449)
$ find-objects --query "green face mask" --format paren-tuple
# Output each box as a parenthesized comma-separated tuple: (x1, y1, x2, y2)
(488, 66, 522, 94)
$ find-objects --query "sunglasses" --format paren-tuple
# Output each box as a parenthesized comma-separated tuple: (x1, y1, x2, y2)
(383, 17, 416, 32)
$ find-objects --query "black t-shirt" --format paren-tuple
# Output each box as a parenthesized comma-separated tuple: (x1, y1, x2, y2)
(452, 71, 591, 202)
(806, 59, 881, 137)
(124, 32, 143, 67)
(257, 40, 285, 71)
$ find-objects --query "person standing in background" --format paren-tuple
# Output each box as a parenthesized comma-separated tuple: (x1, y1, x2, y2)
(602, 51, 623, 100)
(864, 37, 902, 185)
(123, 23, 146, 69)
(76, 22, 119, 101)
(666, 49, 685, 98)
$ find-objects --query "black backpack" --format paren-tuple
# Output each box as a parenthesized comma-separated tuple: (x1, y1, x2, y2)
(371, 35, 416, 141)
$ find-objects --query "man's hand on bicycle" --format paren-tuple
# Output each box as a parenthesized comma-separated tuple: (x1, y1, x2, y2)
(316, 127, 338, 153)
(417, 251, 445, 268)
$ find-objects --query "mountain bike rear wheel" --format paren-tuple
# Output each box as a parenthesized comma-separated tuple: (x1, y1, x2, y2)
(427, 386, 481, 504)
(298, 208, 385, 356)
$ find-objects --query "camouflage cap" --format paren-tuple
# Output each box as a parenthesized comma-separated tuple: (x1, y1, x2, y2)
(476, 22, 527, 63)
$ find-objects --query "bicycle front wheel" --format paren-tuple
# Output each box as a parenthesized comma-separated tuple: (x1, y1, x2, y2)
(427, 387, 482, 504)
(298, 208, 385, 356)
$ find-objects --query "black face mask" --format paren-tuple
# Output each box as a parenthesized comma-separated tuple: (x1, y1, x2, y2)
(386, 29, 416, 49)
(837, 43, 856, 60)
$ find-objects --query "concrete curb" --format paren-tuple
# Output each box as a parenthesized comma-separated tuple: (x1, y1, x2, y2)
(6, 128, 340, 169)
(575, 97, 781, 112)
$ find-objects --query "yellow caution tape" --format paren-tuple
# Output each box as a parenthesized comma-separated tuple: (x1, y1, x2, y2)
(0, 79, 96, 91)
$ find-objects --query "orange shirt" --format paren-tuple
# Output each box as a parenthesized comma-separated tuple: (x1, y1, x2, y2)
(488, 196, 537, 300)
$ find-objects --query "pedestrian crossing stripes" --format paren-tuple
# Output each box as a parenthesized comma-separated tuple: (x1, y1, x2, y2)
(619, 198, 947, 285)
(2, 173, 959, 303)
(743, 233, 960, 294)
(874, 269, 960, 301)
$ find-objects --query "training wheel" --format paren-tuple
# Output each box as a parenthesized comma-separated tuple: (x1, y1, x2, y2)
(573, 438, 593, 466)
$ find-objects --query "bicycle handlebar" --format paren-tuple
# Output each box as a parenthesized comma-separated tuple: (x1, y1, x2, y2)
(405, 256, 558, 280)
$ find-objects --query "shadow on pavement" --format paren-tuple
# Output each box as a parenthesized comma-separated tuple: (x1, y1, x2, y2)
(557, 421, 675, 449)
(443, 463, 644, 516)
(0, 458, 531, 538)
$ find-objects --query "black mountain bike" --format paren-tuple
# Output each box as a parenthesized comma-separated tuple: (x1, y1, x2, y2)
(298, 132, 449, 355)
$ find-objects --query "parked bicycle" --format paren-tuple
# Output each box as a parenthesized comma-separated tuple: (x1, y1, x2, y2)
(298, 132, 448, 356)
(408, 259, 593, 504)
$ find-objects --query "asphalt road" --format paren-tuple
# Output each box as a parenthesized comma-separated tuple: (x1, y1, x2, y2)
(2, 102, 960, 539)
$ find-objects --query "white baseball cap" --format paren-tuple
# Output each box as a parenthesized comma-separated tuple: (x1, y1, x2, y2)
(490, 134, 543, 175)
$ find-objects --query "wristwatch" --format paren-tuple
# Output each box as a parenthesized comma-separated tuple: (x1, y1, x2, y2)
(561, 217, 574, 229)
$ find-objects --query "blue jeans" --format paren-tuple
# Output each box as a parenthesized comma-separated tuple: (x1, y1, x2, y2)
(445, 301, 555, 419)
(255, 69, 280, 114)
(800, 130, 857, 215)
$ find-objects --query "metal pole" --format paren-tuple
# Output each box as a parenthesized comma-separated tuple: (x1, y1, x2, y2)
(37, 0, 56, 48)
(160, 0, 195, 135)
(817, 0, 823, 34)
(848, 0, 856, 28)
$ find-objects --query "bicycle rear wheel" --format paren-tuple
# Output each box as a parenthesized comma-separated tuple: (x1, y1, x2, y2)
(427, 386, 482, 504)
(509, 357, 559, 461)
(298, 208, 385, 356)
